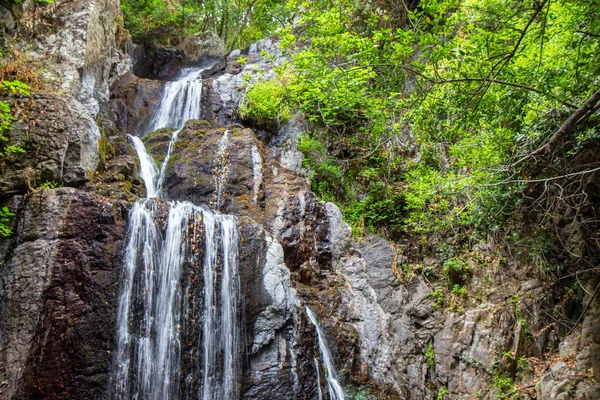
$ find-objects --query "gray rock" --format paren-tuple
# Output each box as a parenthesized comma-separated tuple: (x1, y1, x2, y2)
(325, 202, 352, 263)
(176, 31, 227, 61)
(0, 6, 15, 32)
(1, 94, 100, 194)
(19, 0, 120, 117)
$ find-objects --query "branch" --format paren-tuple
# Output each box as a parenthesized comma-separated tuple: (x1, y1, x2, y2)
(486, 165, 600, 186)
(510, 87, 600, 167)
(433, 77, 577, 109)
(543, 87, 600, 155)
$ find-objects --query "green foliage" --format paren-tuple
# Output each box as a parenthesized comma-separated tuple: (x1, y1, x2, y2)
(494, 375, 519, 399)
(240, 79, 291, 125)
(120, 0, 292, 49)
(270, 0, 600, 248)
(0, 80, 29, 159)
(509, 294, 522, 317)
(38, 181, 60, 190)
(442, 258, 472, 285)
(0, 206, 15, 238)
(436, 387, 448, 400)
(430, 289, 445, 309)
(297, 135, 344, 202)
(425, 341, 436, 367)
(0, 80, 31, 96)
(451, 284, 467, 298)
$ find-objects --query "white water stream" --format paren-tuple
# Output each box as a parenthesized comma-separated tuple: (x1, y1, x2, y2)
(306, 307, 346, 400)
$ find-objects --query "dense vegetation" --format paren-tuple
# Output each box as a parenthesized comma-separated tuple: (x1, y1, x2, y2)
(241, 0, 600, 266)
(120, 0, 293, 49)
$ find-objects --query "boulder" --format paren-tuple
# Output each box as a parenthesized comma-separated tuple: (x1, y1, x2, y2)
(0, 93, 100, 194)
(0, 5, 16, 33)
(176, 31, 227, 62)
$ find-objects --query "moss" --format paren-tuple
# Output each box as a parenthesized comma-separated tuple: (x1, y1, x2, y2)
(143, 127, 176, 164)
(143, 127, 176, 145)
(98, 134, 116, 165)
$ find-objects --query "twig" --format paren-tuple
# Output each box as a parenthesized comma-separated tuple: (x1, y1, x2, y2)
(566, 280, 600, 337)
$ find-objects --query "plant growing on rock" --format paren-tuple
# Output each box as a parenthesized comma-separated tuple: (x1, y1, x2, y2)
(0, 206, 15, 237)
(0, 80, 28, 159)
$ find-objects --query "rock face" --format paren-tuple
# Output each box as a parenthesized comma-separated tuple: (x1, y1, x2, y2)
(0, 188, 128, 400)
(161, 121, 263, 217)
(0, 93, 100, 194)
(16, 0, 120, 117)
(133, 46, 185, 81)
(238, 221, 308, 399)
(205, 37, 286, 126)
(109, 72, 165, 135)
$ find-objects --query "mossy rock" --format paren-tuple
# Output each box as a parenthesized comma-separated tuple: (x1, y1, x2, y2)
(143, 127, 176, 164)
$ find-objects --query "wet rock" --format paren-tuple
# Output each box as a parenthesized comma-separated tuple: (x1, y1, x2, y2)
(142, 127, 176, 164)
(271, 191, 333, 279)
(133, 46, 185, 81)
(154, 120, 264, 218)
(0, 94, 100, 194)
(0, 188, 128, 400)
(109, 71, 165, 135)
(238, 220, 317, 400)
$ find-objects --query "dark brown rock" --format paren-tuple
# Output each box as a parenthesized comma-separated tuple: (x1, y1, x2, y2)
(150, 120, 264, 219)
(0, 188, 129, 400)
(108, 71, 165, 135)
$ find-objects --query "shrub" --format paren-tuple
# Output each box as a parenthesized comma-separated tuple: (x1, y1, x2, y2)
(240, 79, 291, 126)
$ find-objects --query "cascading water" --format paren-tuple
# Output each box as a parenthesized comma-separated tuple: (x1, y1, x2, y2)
(145, 68, 206, 135)
(315, 358, 323, 400)
(306, 307, 346, 400)
(110, 66, 241, 400)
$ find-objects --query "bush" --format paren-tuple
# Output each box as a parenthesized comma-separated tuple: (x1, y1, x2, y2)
(240, 79, 291, 126)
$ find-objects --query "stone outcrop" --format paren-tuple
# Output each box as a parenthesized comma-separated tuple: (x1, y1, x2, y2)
(0, 93, 100, 195)
(205, 37, 286, 126)
(175, 31, 227, 63)
(14, 0, 120, 117)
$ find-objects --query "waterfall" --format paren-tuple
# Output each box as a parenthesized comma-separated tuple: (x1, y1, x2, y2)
(306, 308, 345, 400)
(145, 68, 206, 134)
(129, 135, 159, 198)
(110, 66, 241, 400)
(213, 130, 230, 210)
(201, 212, 239, 399)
